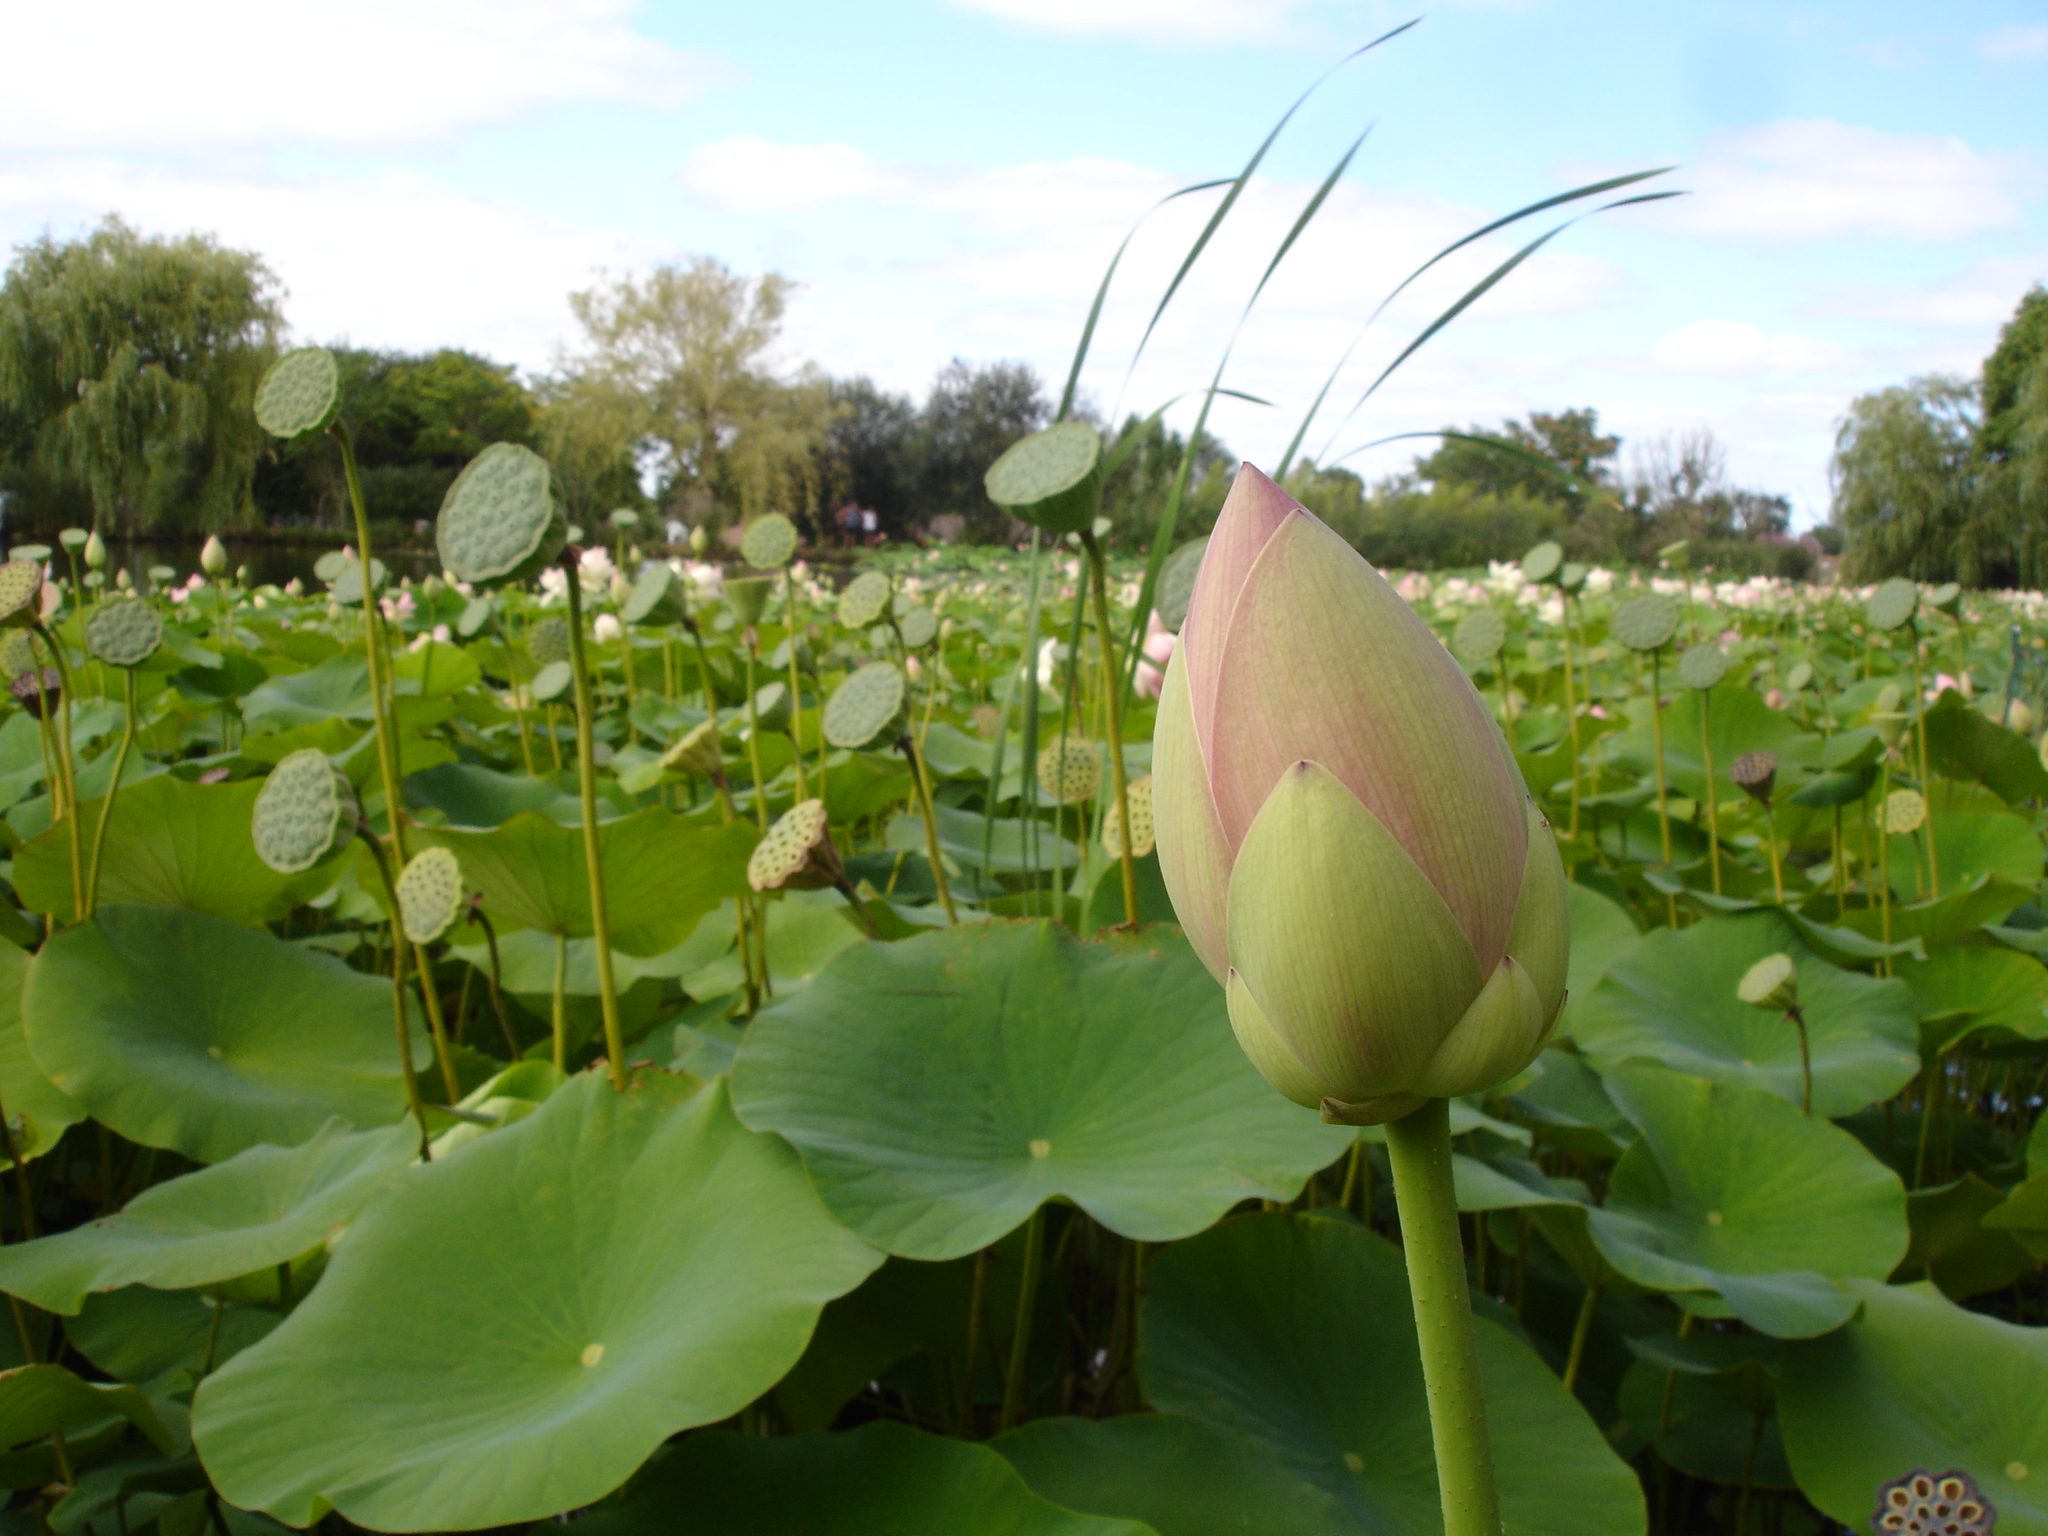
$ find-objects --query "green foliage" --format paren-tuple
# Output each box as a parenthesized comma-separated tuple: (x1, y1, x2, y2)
(1834, 375, 1987, 584)
(0, 216, 281, 535)
(1416, 408, 1619, 514)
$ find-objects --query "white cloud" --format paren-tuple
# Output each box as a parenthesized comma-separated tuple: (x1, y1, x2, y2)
(1663, 119, 2026, 242)
(944, 0, 1317, 44)
(1978, 24, 2048, 61)
(0, 0, 718, 152)
(1651, 319, 1857, 374)
(1814, 256, 2048, 327)
(679, 140, 893, 211)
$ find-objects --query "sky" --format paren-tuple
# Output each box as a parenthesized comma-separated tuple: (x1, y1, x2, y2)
(2, 0, 2044, 527)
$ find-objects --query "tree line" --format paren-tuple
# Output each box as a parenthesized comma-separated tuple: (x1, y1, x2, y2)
(3, 217, 2040, 586)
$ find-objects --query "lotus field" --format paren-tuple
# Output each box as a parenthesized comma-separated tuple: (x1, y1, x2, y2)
(0, 348, 2044, 1536)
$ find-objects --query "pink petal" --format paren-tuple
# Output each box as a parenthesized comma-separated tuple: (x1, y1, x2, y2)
(1181, 465, 1296, 763)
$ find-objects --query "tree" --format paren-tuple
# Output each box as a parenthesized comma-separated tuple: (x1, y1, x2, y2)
(0, 216, 282, 535)
(560, 258, 830, 531)
(1832, 376, 1984, 585)
(816, 377, 919, 531)
(255, 348, 539, 529)
(1417, 407, 1619, 513)
(915, 359, 1047, 541)
(1100, 412, 1234, 545)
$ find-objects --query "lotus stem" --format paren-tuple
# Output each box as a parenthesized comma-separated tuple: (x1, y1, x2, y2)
(898, 732, 959, 924)
(1560, 599, 1583, 841)
(999, 1205, 1045, 1433)
(1648, 649, 1676, 926)
(1908, 626, 1939, 891)
(561, 563, 627, 1090)
(332, 423, 410, 863)
(742, 634, 770, 833)
(1788, 1004, 1812, 1114)
(782, 570, 809, 803)
(84, 669, 139, 916)
(1562, 1280, 1599, 1395)
(471, 906, 520, 1059)
(1081, 532, 1139, 928)
(1383, 1096, 1501, 1536)
(29, 629, 84, 923)
(492, 613, 538, 776)
(551, 932, 568, 1072)
(1698, 689, 1721, 895)
(354, 830, 433, 1158)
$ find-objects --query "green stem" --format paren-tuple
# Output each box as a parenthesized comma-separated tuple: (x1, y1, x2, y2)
(84, 669, 138, 916)
(899, 732, 959, 924)
(551, 932, 568, 1073)
(1383, 1098, 1501, 1536)
(782, 570, 809, 803)
(356, 831, 432, 1158)
(1649, 648, 1676, 926)
(331, 424, 409, 863)
(474, 909, 520, 1059)
(742, 637, 769, 832)
(562, 563, 626, 1089)
(999, 1206, 1045, 1432)
(1699, 688, 1721, 895)
(30, 630, 84, 923)
(1561, 1281, 1599, 1395)
(1080, 532, 1139, 927)
(1908, 627, 1939, 892)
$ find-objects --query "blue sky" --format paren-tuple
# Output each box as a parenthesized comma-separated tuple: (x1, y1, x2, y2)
(3, 0, 2044, 525)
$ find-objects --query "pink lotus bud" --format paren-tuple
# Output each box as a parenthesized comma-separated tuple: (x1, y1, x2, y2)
(1153, 465, 1567, 1124)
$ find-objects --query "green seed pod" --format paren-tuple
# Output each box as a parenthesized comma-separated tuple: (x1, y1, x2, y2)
(1452, 608, 1506, 662)
(58, 528, 87, 554)
(436, 443, 570, 589)
(0, 631, 36, 679)
(251, 748, 359, 874)
(1611, 593, 1679, 653)
(395, 847, 468, 945)
(1865, 578, 1918, 634)
(661, 720, 724, 778)
(1785, 660, 1814, 692)
(1519, 541, 1563, 585)
(530, 661, 574, 703)
(984, 421, 1103, 535)
(1155, 536, 1210, 634)
(1736, 952, 1798, 1012)
(0, 560, 44, 630)
(254, 348, 342, 439)
(1677, 643, 1729, 691)
(897, 606, 940, 650)
(836, 570, 891, 630)
(751, 681, 793, 733)
(84, 598, 163, 668)
(747, 799, 843, 893)
(457, 595, 495, 639)
(739, 514, 798, 570)
(623, 563, 689, 627)
(1883, 788, 1927, 835)
(1037, 738, 1101, 805)
(726, 576, 774, 628)
(1101, 774, 1156, 859)
(609, 508, 640, 531)
(526, 617, 573, 666)
(821, 662, 908, 751)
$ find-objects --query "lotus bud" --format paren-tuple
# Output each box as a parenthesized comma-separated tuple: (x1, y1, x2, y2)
(284, 578, 304, 598)
(1154, 466, 1568, 1126)
(116, 569, 132, 591)
(610, 572, 633, 607)
(2006, 699, 2036, 737)
(200, 535, 229, 576)
(689, 525, 709, 556)
(83, 531, 107, 570)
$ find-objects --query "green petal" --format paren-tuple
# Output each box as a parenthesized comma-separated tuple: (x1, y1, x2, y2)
(1412, 955, 1547, 1099)
(1226, 761, 1482, 1103)
(1507, 798, 1571, 1029)
(1152, 647, 1233, 983)
(1224, 970, 1325, 1111)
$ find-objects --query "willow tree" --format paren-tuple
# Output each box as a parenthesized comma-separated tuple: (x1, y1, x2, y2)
(1832, 375, 1983, 585)
(0, 217, 282, 535)
(559, 258, 831, 532)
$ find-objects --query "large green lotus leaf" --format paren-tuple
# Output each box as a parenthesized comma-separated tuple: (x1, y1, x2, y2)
(731, 922, 1351, 1260)
(1137, 1213, 1645, 1536)
(1560, 881, 1641, 1043)
(388, 640, 479, 698)
(1615, 1359, 1795, 1488)
(192, 1074, 881, 1531)
(995, 1414, 1347, 1536)
(884, 803, 1080, 874)
(240, 656, 375, 732)
(564, 1422, 1153, 1536)
(414, 809, 755, 955)
(1509, 1048, 1635, 1161)
(403, 762, 584, 828)
(0, 1120, 415, 1314)
(1886, 810, 2042, 899)
(1581, 1064, 1908, 1337)
(673, 893, 866, 1000)
(22, 905, 420, 1163)
(0, 1364, 176, 1455)
(14, 776, 350, 927)
(68, 1287, 280, 1394)
(1896, 1173, 2038, 1298)
(1570, 911, 1918, 1117)
(1897, 946, 2048, 1052)
(1617, 682, 1810, 804)
(1924, 693, 2048, 804)
(0, 941, 82, 1161)
(1779, 1280, 2048, 1534)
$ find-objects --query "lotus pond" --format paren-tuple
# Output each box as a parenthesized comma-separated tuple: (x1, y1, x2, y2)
(0, 466, 2045, 1536)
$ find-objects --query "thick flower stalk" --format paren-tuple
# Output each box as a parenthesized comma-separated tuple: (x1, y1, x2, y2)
(1154, 464, 1568, 1127)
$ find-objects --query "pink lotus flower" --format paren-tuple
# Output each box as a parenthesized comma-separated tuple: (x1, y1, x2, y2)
(1134, 611, 1177, 700)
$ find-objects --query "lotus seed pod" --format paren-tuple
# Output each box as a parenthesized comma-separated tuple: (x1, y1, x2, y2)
(1729, 751, 1777, 805)
(661, 720, 724, 778)
(1785, 660, 1813, 692)
(395, 847, 468, 945)
(1883, 788, 1927, 835)
(435, 443, 570, 589)
(1101, 774, 1156, 860)
(1153, 465, 1564, 1125)
(1036, 738, 1101, 805)
(970, 703, 1003, 741)
(250, 748, 359, 874)
(529, 661, 574, 703)
(837, 570, 891, 630)
(740, 514, 798, 570)
(726, 576, 773, 628)
(254, 348, 342, 438)
(9, 667, 61, 719)
(897, 606, 939, 650)
(59, 528, 87, 554)
(0, 561, 44, 630)
(84, 598, 163, 668)
(1736, 952, 1798, 1013)
(1611, 593, 1679, 652)
(1871, 713, 1910, 750)
(623, 563, 689, 627)
(1872, 1470, 1993, 1536)
(747, 799, 844, 893)
(0, 632, 33, 680)
(200, 536, 228, 577)
(83, 531, 107, 570)
(526, 617, 573, 666)
(751, 681, 792, 733)
(1519, 541, 1563, 585)
(1451, 608, 1506, 663)
(821, 662, 908, 751)
(1865, 577, 1918, 633)
(984, 421, 1103, 535)
(10, 545, 50, 565)
(1677, 643, 1729, 691)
